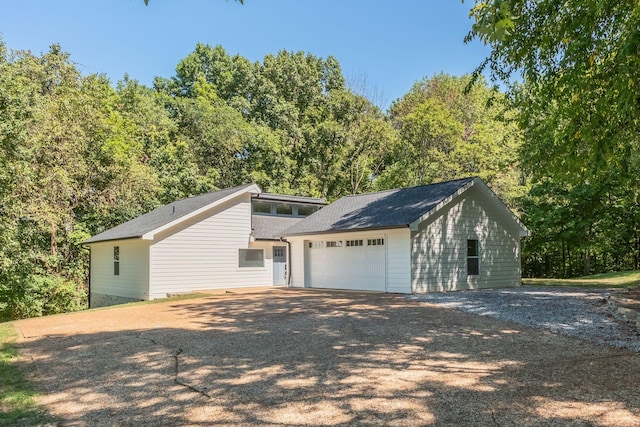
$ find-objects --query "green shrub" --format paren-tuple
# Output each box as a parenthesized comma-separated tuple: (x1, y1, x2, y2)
(0, 274, 88, 321)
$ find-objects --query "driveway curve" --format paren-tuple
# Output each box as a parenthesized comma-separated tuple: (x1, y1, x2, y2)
(14, 288, 640, 426)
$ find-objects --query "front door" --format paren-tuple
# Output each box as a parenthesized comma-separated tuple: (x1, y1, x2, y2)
(273, 246, 287, 285)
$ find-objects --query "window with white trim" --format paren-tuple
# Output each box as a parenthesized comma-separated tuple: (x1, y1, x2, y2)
(326, 241, 342, 248)
(252, 201, 272, 214)
(296, 205, 317, 216)
(467, 239, 479, 276)
(276, 204, 293, 215)
(238, 249, 264, 268)
(113, 246, 120, 276)
(309, 241, 324, 249)
(367, 238, 384, 246)
(346, 240, 363, 247)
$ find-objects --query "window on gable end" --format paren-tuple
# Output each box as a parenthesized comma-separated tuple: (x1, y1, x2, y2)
(467, 239, 479, 276)
(113, 246, 120, 276)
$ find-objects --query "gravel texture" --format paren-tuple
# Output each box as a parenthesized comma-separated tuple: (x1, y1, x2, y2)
(14, 288, 640, 426)
(409, 286, 640, 353)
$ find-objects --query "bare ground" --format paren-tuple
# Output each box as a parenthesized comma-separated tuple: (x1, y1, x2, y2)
(12, 288, 640, 426)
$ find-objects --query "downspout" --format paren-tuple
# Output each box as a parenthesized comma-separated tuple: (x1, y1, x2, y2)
(85, 245, 91, 309)
(280, 237, 292, 287)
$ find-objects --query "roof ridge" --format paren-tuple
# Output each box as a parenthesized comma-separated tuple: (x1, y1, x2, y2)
(341, 176, 477, 198)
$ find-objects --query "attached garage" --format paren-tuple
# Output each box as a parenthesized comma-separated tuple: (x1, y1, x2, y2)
(283, 177, 529, 294)
(304, 236, 386, 291)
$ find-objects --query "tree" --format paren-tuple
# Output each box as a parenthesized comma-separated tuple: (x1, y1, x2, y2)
(381, 74, 525, 207)
(467, 0, 640, 184)
(467, 1, 640, 276)
(0, 44, 96, 318)
(156, 43, 396, 200)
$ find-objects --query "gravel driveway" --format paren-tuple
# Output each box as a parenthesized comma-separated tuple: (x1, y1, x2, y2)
(409, 286, 640, 353)
(13, 288, 640, 426)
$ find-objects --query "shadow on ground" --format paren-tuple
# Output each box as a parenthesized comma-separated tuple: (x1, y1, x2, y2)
(15, 290, 640, 426)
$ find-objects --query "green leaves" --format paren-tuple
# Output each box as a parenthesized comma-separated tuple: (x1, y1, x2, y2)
(0, 38, 529, 318)
(468, 0, 640, 183)
(385, 73, 525, 206)
(468, 1, 517, 44)
(466, 0, 640, 276)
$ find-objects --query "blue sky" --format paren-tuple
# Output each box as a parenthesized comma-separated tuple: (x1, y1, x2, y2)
(0, 0, 490, 109)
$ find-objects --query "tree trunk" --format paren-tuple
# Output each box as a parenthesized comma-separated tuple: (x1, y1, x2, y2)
(583, 251, 590, 276)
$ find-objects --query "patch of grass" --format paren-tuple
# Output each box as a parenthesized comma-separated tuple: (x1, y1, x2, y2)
(523, 270, 640, 288)
(0, 323, 56, 426)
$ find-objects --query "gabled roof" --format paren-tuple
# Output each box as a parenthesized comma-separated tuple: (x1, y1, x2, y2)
(281, 177, 528, 237)
(251, 215, 304, 240)
(83, 183, 260, 244)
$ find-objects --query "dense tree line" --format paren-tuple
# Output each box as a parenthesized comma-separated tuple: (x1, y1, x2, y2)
(468, 0, 640, 277)
(0, 40, 524, 319)
(3, 7, 639, 319)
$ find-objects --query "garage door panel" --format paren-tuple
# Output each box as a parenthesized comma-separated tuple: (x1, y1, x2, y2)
(306, 238, 385, 291)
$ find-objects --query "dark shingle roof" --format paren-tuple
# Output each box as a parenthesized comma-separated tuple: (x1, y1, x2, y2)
(281, 177, 475, 236)
(255, 193, 326, 205)
(251, 215, 304, 240)
(84, 184, 257, 244)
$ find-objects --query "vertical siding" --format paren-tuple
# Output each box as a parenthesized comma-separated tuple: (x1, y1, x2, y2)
(411, 186, 522, 292)
(285, 229, 411, 293)
(148, 195, 272, 299)
(90, 239, 150, 300)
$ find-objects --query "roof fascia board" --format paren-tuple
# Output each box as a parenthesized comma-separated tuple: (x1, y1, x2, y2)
(281, 224, 408, 238)
(141, 184, 262, 240)
(408, 178, 530, 237)
(409, 179, 476, 231)
(255, 194, 327, 205)
(81, 235, 143, 246)
(473, 179, 530, 237)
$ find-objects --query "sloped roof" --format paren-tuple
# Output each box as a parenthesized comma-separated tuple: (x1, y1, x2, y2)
(281, 177, 477, 236)
(251, 215, 304, 240)
(84, 184, 259, 244)
(254, 193, 327, 205)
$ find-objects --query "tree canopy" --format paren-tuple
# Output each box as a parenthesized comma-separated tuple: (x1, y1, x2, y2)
(0, 39, 523, 319)
(16, 26, 640, 319)
(468, 0, 640, 183)
(467, 0, 640, 276)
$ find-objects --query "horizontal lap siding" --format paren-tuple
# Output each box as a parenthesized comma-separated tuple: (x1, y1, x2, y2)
(149, 195, 271, 299)
(90, 240, 149, 300)
(411, 186, 521, 293)
(385, 228, 411, 293)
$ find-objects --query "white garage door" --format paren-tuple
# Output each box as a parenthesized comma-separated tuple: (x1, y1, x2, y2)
(304, 237, 386, 291)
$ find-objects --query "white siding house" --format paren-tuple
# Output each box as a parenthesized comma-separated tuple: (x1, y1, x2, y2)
(84, 184, 326, 307)
(282, 177, 528, 293)
(88, 239, 150, 304)
(84, 177, 528, 307)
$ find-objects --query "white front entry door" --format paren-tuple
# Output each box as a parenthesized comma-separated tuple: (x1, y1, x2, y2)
(273, 246, 287, 285)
